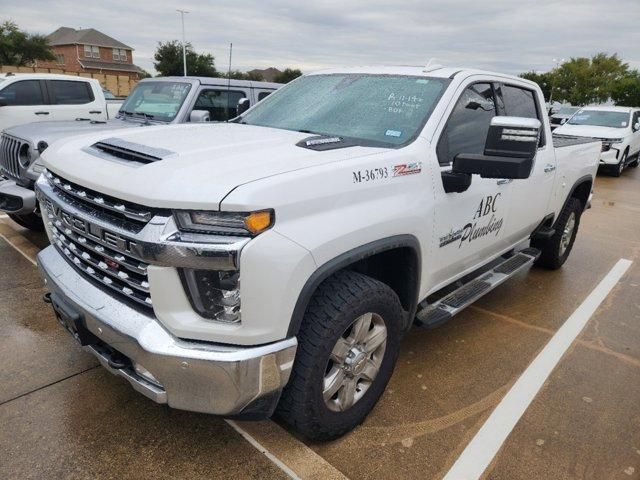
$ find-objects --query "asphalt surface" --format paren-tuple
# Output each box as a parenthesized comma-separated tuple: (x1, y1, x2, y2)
(1, 166, 639, 479)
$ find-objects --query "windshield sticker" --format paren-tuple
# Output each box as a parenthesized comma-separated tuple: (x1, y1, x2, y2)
(439, 194, 504, 248)
(393, 162, 422, 177)
(621, 121, 628, 127)
(416, 79, 430, 84)
(385, 129, 402, 138)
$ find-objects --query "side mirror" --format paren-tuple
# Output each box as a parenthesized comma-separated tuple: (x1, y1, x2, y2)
(237, 98, 250, 115)
(452, 116, 542, 180)
(190, 110, 210, 123)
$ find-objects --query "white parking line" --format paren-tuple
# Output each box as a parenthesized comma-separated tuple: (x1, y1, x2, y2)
(443, 258, 633, 480)
(0, 232, 37, 266)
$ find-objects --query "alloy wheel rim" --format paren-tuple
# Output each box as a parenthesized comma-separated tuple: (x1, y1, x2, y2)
(323, 312, 387, 412)
(559, 212, 576, 256)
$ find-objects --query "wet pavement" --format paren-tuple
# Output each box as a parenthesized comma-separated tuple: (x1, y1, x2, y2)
(1, 166, 639, 479)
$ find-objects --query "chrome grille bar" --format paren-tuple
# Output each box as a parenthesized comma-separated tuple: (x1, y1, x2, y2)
(44, 170, 155, 223)
(0, 134, 23, 179)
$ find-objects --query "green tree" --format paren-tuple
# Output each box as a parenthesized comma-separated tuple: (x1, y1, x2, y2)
(224, 70, 264, 81)
(611, 70, 640, 107)
(552, 53, 629, 105)
(274, 68, 302, 83)
(0, 20, 55, 66)
(519, 71, 553, 101)
(153, 40, 218, 77)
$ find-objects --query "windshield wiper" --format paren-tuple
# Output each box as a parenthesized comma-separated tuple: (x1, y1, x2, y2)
(119, 110, 155, 124)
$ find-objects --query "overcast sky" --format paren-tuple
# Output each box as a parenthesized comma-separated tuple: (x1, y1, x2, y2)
(5, 0, 640, 75)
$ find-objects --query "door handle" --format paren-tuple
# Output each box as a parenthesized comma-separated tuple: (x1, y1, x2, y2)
(496, 179, 513, 185)
(89, 110, 102, 114)
(544, 164, 556, 173)
(34, 111, 50, 115)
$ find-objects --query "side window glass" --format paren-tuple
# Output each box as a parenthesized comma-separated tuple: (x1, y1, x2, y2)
(258, 91, 272, 101)
(437, 83, 496, 166)
(501, 85, 544, 146)
(0, 80, 45, 106)
(49, 81, 94, 105)
(194, 89, 245, 121)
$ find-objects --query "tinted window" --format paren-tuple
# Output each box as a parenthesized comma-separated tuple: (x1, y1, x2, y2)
(49, 80, 94, 105)
(437, 83, 496, 165)
(194, 89, 245, 121)
(0, 80, 45, 106)
(258, 91, 272, 101)
(501, 85, 538, 119)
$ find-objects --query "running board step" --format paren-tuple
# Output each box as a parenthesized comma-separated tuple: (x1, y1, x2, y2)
(415, 248, 540, 329)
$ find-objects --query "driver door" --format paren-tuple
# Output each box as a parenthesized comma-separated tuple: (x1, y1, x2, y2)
(430, 81, 512, 288)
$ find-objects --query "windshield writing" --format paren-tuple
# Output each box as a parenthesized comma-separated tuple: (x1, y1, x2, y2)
(240, 74, 449, 146)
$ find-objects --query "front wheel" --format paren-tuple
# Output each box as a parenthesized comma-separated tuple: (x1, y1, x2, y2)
(8, 211, 44, 231)
(277, 270, 403, 441)
(533, 198, 582, 270)
(612, 151, 627, 177)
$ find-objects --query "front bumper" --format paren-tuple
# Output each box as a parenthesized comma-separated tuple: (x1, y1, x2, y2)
(38, 246, 297, 417)
(0, 177, 36, 214)
(599, 147, 622, 165)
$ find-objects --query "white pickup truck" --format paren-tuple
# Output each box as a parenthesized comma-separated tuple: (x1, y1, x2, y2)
(0, 76, 281, 230)
(0, 73, 122, 131)
(35, 66, 600, 440)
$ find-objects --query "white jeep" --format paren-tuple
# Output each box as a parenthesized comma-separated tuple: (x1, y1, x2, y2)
(35, 66, 601, 440)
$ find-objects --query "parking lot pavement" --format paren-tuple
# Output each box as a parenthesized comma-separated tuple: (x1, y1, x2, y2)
(0, 168, 639, 479)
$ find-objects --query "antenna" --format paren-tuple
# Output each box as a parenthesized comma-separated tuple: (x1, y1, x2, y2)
(423, 58, 444, 73)
(226, 43, 233, 122)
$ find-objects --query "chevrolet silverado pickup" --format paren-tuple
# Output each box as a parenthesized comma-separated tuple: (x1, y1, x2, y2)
(35, 66, 601, 440)
(0, 76, 281, 230)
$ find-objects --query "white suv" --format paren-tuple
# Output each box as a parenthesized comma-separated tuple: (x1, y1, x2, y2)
(554, 106, 640, 176)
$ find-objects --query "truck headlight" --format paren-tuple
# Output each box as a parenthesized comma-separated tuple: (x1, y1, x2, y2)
(181, 269, 241, 323)
(174, 210, 274, 236)
(601, 138, 623, 152)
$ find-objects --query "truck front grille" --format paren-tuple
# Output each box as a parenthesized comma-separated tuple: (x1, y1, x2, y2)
(40, 172, 156, 309)
(0, 134, 26, 180)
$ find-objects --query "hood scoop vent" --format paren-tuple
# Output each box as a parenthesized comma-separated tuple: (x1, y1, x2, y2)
(91, 137, 175, 164)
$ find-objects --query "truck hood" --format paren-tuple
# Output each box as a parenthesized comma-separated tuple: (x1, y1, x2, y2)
(553, 123, 629, 139)
(42, 122, 385, 209)
(3, 118, 155, 146)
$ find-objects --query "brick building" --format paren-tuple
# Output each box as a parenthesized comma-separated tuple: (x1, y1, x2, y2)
(37, 27, 143, 80)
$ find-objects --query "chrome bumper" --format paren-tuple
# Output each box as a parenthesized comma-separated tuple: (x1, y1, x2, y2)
(0, 178, 36, 214)
(38, 246, 297, 417)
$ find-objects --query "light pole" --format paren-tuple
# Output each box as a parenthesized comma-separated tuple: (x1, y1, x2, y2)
(549, 57, 565, 105)
(177, 9, 189, 76)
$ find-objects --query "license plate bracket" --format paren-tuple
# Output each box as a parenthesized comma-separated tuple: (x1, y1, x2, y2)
(50, 293, 96, 346)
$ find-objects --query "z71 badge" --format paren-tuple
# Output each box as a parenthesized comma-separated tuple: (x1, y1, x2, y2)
(393, 162, 422, 177)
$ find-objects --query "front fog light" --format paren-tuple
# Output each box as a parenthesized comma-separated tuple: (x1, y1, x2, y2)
(182, 269, 241, 323)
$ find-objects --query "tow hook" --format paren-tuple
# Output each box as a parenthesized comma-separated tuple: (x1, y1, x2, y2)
(43, 292, 52, 304)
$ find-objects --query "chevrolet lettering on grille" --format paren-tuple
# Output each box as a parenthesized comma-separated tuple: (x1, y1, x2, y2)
(45, 198, 139, 255)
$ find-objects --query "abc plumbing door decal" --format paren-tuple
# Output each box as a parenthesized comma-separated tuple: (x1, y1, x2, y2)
(439, 194, 504, 248)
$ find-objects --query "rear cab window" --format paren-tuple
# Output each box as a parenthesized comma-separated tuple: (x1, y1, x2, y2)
(499, 84, 545, 147)
(47, 80, 95, 105)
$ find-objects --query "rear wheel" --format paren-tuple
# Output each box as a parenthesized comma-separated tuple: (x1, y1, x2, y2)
(8, 211, 44, 231)
(629, 154, 639, 168)
(277, 270, 403, 441)
(533, 198, 582, 270)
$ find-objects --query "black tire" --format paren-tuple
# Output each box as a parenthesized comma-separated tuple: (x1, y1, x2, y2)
(276, 270, 403, 441)
(629, 154, 639, 168)
(533, 198, 582, 270)
(8, 212, 44, 231)
(612, 150, 628, 177)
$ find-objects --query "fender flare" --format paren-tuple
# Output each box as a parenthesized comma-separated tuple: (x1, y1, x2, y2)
(560, 174, 593, 215)
(287, 234, 422, 337)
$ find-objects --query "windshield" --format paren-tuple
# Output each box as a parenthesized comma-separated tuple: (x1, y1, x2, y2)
(568, 110, 630, 128)
(240, 74, 449, 147)
(556, 106, 579, 116)
(119, 81, 191, 122)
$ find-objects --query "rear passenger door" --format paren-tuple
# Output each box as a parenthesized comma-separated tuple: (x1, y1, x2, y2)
(0, 79, 48, 130)
(497, 83, 556, 245)
(45, 80, 102, 121)
(430, 81, 512, 286)
(192, 88, 248, 122)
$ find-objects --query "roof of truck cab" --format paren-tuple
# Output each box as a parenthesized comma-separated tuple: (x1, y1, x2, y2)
(0, 73, 99, 82)
(138, 76, 282, 89)
(307, 65, 536, 85)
